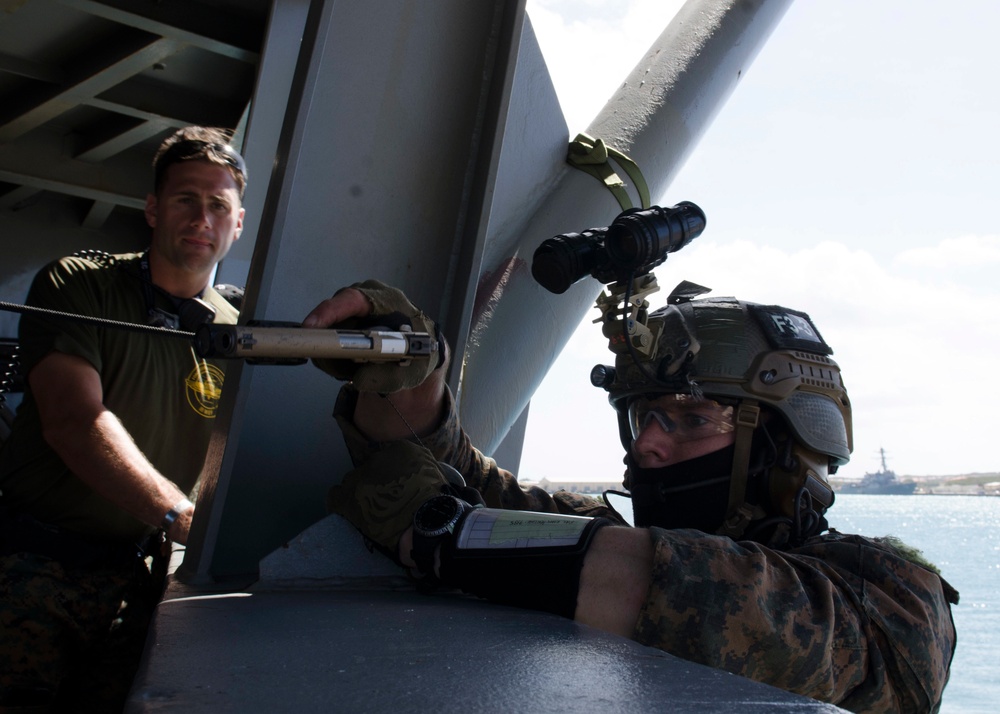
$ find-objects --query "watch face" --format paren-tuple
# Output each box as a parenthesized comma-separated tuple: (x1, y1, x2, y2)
(414, 495, 462, 537)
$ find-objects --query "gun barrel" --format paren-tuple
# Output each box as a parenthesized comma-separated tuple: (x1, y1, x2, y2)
(195, 325, 436, 362)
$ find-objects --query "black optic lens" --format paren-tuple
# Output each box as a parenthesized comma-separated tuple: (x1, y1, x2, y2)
(531, 227, 608, 294)
(604, 202, 706, 272)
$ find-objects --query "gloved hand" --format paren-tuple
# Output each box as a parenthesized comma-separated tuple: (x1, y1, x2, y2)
(327, 440, 454, 561)
(312, 279, 440, 393)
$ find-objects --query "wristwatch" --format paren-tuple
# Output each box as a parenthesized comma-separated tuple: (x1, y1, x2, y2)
(161, 498, 194, 532)
(411, 494, 472, 576)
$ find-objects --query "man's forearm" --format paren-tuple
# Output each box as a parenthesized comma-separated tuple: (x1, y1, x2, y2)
(43, 408, 192, 542)
(398, 518, 651, 639)
(575, 527, 653, 636)
(30, 351, 194, 542)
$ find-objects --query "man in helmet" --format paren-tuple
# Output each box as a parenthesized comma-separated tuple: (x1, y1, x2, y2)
(307, 280, 958, 714)
(606, 279, 852, 547)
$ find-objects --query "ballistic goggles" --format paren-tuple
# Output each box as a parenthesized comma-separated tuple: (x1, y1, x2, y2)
(628, 394, 735, 443)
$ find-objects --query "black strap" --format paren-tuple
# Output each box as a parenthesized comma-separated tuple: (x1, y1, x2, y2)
(439, 515, 610, 619)
(138, 251, 214, 331)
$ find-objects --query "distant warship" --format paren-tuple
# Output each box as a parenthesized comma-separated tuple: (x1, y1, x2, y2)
(840, 448, 917, 495)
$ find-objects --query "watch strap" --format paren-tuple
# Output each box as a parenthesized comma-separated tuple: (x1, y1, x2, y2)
(161, 498, 194, 531)
(410, 531, 441, 576)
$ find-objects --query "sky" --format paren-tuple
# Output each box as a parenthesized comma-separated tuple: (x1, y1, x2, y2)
(518, 0, 1000, 482)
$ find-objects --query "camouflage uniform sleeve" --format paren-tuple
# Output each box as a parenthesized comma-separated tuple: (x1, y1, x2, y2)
(333, 384, 625, 523)
(633, 529, 957, 713)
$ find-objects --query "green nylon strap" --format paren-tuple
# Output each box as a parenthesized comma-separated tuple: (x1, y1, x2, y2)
(718, 399, 764, 539)
(567, 133, 651, 211)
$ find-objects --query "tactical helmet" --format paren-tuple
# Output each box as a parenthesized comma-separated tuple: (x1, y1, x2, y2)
(596, 281, 853, 543)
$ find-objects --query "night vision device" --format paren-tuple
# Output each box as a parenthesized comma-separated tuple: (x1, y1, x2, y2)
(530, 201, 705, 295)
(532, 202, 706, 371)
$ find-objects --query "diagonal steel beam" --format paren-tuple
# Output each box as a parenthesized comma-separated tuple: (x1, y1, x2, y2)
(58, 0, 261, 63)
(0, 185, 42, 211)
(82, 199, 116, 228)
(84, 96, 190, 125)
(0, 128, 147, 208)
(0, 52, 65, 83)
(75, 118, 174, 162)
(0, 35, 184, 143)
(95, 75, 246, 129)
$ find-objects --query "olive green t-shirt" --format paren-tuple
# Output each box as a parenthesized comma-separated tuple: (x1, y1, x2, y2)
(0, 252, 239, 541)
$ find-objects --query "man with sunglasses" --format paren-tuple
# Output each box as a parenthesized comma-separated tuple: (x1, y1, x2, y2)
(308, 280, 958, 713)
(0, 127, 245, 710)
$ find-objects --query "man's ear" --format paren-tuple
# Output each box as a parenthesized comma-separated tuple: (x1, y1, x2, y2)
(234, 206, 245, 240)
(144, 193, 158, 228)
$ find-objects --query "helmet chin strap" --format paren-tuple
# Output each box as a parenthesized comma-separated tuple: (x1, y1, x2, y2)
(717, 399, 767, 539)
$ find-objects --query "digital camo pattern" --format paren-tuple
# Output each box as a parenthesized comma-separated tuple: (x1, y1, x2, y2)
(327, 439, 455, 555)
(634, 528, 958, 713)
(0, 552, 156, 711)
(335, 386, 626, 524)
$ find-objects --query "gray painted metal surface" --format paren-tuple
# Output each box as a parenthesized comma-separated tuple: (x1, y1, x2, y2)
(130, 589, 845, 713)
(129, 518, 846, 713)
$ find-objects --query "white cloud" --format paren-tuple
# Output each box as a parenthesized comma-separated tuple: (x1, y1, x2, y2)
(895, 235, 1000, 271)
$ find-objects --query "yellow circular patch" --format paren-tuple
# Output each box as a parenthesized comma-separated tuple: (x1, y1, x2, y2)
(185, 363, 225, 418)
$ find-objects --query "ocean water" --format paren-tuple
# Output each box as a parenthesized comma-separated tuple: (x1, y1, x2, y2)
(602, 492, 998, 712)
(830, 495, 999, 714)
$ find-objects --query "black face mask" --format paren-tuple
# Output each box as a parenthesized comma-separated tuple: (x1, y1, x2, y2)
(627, 444, 736, 532)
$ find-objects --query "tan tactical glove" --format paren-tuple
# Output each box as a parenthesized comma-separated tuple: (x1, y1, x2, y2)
(313, 279, 440, 393)
(327, 440, 454, 560)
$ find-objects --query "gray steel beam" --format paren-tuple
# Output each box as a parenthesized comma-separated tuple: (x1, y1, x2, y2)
(0, 185, 42, 211)
(82, 199, 115, 228)
(178, 0, 313, 580)
(58, 0, 261, 63)
(95, 75, 243, 130)
(74, 118, 173, 163)
(0, 52, 65, 83)
(0, 33, 183, 142)
(0, 128, 146, 208)
(183, 0, 526, 580)
(214, 0, 309, 283)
